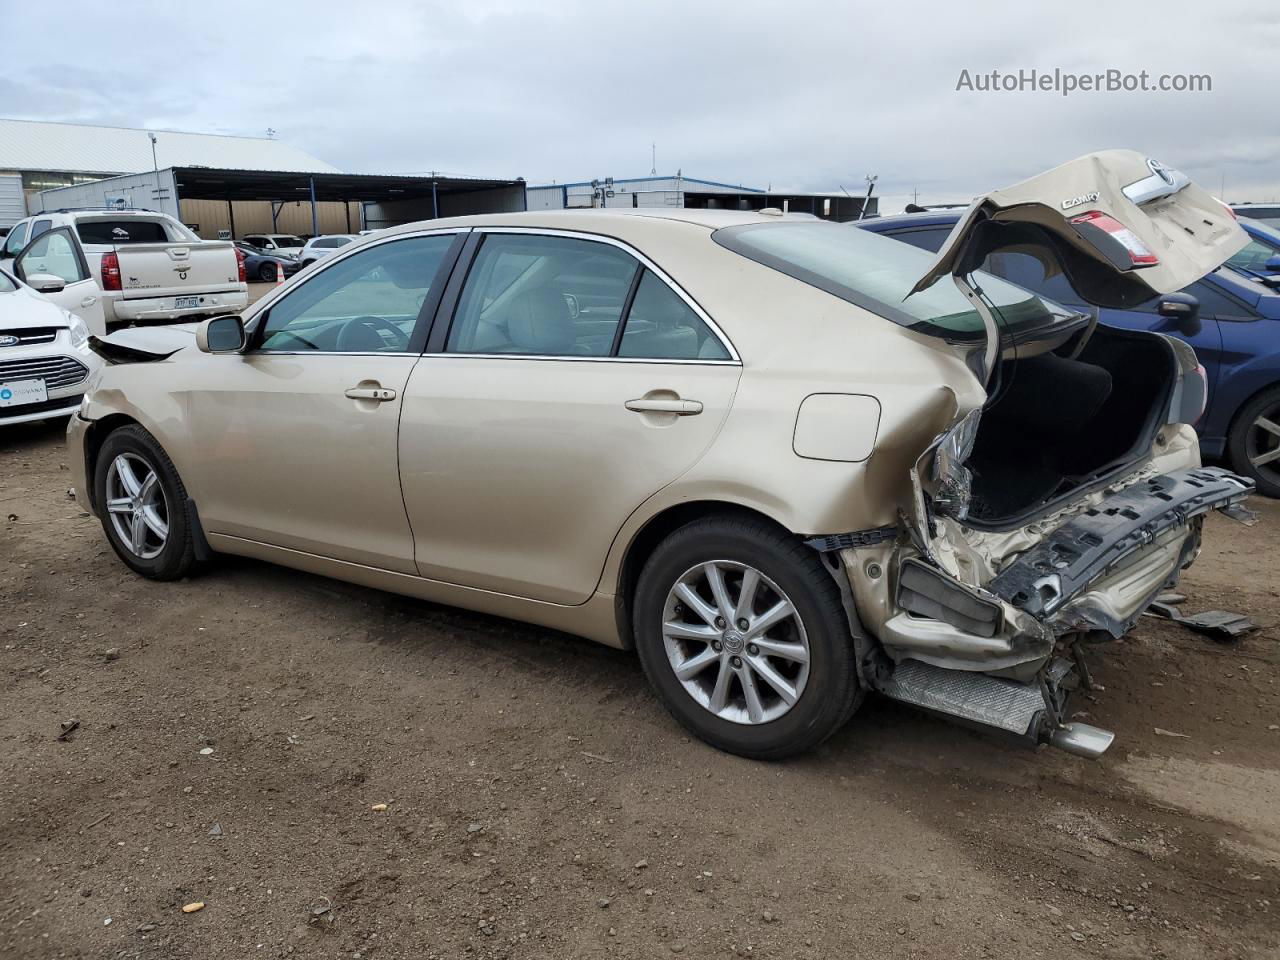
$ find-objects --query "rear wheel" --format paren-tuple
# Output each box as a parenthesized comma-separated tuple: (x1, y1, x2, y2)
(633, 515, 862, 759)
(1227, 385, 1280, 498)
(94, 425, 197, 580)
(257, 262, 278, 282)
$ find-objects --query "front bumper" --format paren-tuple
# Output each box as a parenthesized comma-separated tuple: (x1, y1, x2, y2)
(110, 287, 249, 323)
(66, 412, 94, 515)
(1, 394, 84, 426)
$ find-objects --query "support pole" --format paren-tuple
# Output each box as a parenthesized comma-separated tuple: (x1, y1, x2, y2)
(227, 198, 236, 239)
(309, 177, 319, 237)
(432, 180, 439, 219)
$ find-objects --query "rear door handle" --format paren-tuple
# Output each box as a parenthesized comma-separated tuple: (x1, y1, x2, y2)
(625, 398, 703, 416)
(80, 296, 97, 307)
(345, 386, 397, 402)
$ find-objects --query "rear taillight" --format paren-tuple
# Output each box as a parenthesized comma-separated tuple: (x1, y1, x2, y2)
(1070, 210, 1160, 268)
(100, 251, 121, 291)
(234, 246, 246, 283)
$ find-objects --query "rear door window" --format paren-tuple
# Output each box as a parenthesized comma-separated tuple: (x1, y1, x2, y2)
(618, 270, 730, 360)
(76, 220, 170, 244)
(446, 234, 638, 356)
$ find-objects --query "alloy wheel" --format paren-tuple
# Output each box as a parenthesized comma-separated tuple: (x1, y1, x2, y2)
(105, 453, 169, 560)
(1246, 405, 1280, 488)
(662, 560, 810, 725)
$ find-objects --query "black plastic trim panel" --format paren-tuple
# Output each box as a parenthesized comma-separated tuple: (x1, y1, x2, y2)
(989, 467, 1254, 618)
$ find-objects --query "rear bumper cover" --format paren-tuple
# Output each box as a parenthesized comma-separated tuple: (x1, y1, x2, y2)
(110, 287, 248, 323)
(988, 466, 1253, 620)
(855, 465, 1254, 675)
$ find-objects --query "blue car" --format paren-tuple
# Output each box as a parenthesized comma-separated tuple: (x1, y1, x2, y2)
(859, 211, 1280, 496)
(1226, 217, 1280, 283)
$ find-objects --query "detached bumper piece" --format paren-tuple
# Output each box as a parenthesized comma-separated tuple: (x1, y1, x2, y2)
(988, 467, 1253, 618)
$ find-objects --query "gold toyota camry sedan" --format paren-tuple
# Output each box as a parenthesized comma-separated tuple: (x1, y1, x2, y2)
(68, 150, 1255, 760)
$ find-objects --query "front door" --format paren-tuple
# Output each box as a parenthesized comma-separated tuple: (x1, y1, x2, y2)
(183, 231, 462, 572)
(399, 230, 742, 605)
(12, 227, 107, 335)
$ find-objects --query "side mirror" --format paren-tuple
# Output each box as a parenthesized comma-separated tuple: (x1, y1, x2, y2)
(1157, 291, 1201, 337)
(196, 315, 247, 353)
(25, 272, 66, 294)
(1265, 254, 1280, 274)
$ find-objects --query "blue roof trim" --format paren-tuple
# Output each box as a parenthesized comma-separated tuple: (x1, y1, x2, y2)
(528, 175, 765, 193)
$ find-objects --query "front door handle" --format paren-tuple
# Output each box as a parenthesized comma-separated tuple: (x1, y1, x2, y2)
(625, 398, 703, 416)
(345, 386, 397, 402)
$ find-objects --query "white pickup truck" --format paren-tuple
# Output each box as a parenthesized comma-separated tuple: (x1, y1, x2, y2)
(1, 209, 247, 327)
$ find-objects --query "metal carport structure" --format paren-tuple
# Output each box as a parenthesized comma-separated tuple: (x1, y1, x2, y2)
(168, 167, 527, 236)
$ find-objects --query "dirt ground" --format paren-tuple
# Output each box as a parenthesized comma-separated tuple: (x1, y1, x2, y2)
(2, 419, 1278, 960)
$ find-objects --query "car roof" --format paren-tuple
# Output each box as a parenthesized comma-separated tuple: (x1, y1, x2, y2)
(369, 208, 825, 245)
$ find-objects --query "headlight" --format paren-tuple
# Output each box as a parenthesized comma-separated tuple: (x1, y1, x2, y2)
(67, 314, 89, 348)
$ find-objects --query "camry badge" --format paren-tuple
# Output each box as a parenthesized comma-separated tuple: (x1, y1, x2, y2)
(1060, 191, 1100, 210)
(0, 335, 19, 347)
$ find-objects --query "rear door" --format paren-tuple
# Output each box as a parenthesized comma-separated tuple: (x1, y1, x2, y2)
(12, 226, 107, 334)
(399, 229, 741, 605)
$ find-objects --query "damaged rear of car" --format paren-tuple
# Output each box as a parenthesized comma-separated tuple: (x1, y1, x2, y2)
(717, 150, 1255, 757)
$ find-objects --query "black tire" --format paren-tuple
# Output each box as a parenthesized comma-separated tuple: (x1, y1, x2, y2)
(257, 262, 277, 283)
(633, 515, 862, 760)
(1227, 385, 1280, 498)
(93, 424, 198, 580)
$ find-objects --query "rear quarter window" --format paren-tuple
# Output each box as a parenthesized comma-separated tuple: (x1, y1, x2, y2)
(76, 220, 171, 244)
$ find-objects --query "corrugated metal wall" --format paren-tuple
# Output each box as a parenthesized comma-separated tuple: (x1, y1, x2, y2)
(0, 173, 25, 228)
(179, 199, 362, 239)
(361, 184, 527, 229)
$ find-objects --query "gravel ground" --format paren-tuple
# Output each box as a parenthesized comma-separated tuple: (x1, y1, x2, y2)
(2, 419, 1278, 959)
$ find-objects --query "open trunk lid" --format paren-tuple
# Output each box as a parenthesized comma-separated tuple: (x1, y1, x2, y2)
(910, 150, 1247, 308)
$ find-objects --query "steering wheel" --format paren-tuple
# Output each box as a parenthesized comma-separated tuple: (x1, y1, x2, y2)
(334, 315, 409, 352)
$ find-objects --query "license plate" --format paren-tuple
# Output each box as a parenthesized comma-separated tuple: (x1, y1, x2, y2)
(0, 378, 49, 408)
(175, 296, 200, 309)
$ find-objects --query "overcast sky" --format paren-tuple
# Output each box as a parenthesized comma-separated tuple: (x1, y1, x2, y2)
(4, 1, 1277, 210)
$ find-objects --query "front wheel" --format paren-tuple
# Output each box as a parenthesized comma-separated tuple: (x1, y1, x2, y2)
(633, 515, 862, 759)
(1227, 385, 1280, 498)
(257, 262, 278, 283)
(94, 424, 198, 580)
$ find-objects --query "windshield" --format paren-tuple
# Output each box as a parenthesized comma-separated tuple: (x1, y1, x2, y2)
(713, 220, 1080, 342)
(0, 270, 16, 293)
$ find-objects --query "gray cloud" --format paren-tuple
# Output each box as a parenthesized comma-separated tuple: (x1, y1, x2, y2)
(4, 0, 1277, 210)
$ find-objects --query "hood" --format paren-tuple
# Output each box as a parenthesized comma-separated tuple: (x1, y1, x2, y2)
(0, 280, 76, 331)
(103, 323, 200, 352)
(910, 150, 1248, 309)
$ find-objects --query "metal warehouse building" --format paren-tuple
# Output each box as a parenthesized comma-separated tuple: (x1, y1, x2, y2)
(0, 118, 526, 237)
(527, 173, 875, 220)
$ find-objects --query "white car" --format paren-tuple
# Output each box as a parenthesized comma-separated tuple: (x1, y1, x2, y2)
(2, 210, 246, 327)
(298, 234, 358, 268)
(0, 264, 102, 426)
(241, 234, 307, 260)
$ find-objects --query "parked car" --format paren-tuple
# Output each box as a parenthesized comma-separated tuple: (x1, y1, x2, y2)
(298, 235, 358, 268)
(1225, 217, 1280, 281)
(0, 263, 103, 426)
(1230, 203, 1280, 227)
(234, 242, 303, 283)
(1, 209, 247, 328)
(241, 234, 306, 259)
(68, 151, 1253, 761)
(859, 209, 1280, 498)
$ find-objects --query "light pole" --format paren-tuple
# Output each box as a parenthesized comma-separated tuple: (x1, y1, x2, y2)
(148, 133, 160, 210)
